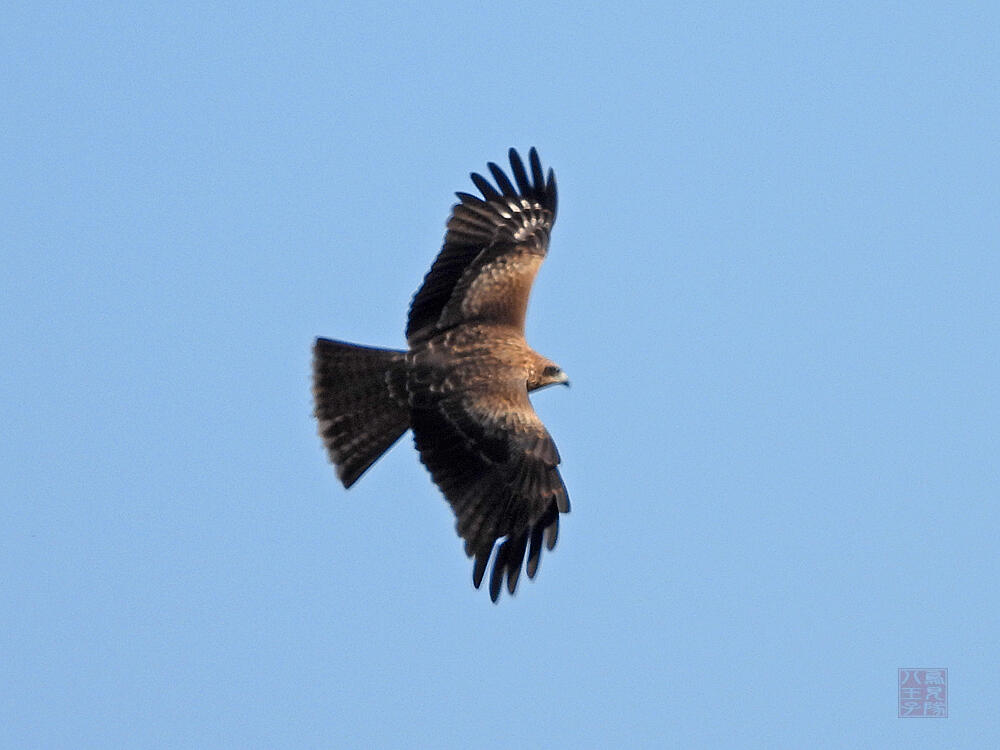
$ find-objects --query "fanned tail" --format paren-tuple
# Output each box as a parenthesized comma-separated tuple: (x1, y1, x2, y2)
(312, 338, 410, 487)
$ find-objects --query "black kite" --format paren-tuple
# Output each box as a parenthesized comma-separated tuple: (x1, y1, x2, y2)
(313, 148, 569, 601)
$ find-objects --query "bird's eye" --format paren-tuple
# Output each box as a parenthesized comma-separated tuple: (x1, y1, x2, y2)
(543, 365, 561, 377)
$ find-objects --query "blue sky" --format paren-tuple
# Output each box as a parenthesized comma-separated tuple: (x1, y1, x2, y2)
(3, 2, 998, 748)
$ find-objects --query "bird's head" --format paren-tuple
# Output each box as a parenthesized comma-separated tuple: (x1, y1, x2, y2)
(529, 359, 570, 391)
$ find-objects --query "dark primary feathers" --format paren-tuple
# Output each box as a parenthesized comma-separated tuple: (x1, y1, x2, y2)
(314, 148, 569, 602)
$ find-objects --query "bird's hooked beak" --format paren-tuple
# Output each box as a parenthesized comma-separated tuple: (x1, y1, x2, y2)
(555, 370, 570, 388)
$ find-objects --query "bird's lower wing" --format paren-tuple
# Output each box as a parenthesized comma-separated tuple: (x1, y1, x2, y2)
(409, 385, 569, 601)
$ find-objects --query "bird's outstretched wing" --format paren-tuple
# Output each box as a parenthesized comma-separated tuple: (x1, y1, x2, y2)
(408, 370, 569, 602)
(406, 148, 557, 342)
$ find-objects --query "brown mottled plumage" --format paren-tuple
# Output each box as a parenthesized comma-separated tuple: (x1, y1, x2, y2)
(313, 148, 569, 602)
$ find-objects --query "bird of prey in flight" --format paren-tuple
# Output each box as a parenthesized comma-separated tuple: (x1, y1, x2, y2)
(313, 148, 569, 601)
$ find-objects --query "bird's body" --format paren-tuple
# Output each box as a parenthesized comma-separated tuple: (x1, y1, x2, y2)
(409, 323, 564, 400)
(313, 149, 569, 601)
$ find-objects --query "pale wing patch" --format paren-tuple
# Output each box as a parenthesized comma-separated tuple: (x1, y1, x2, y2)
(493, 198, 552, 246)
(439, 252, 542, 331)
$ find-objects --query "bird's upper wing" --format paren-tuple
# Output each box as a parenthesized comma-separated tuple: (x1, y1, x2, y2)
(406, 148, 557, 343)
(408, 367, 569, 602)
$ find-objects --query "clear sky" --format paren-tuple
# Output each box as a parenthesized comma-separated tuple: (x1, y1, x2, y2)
(3, 3, 998, 748)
